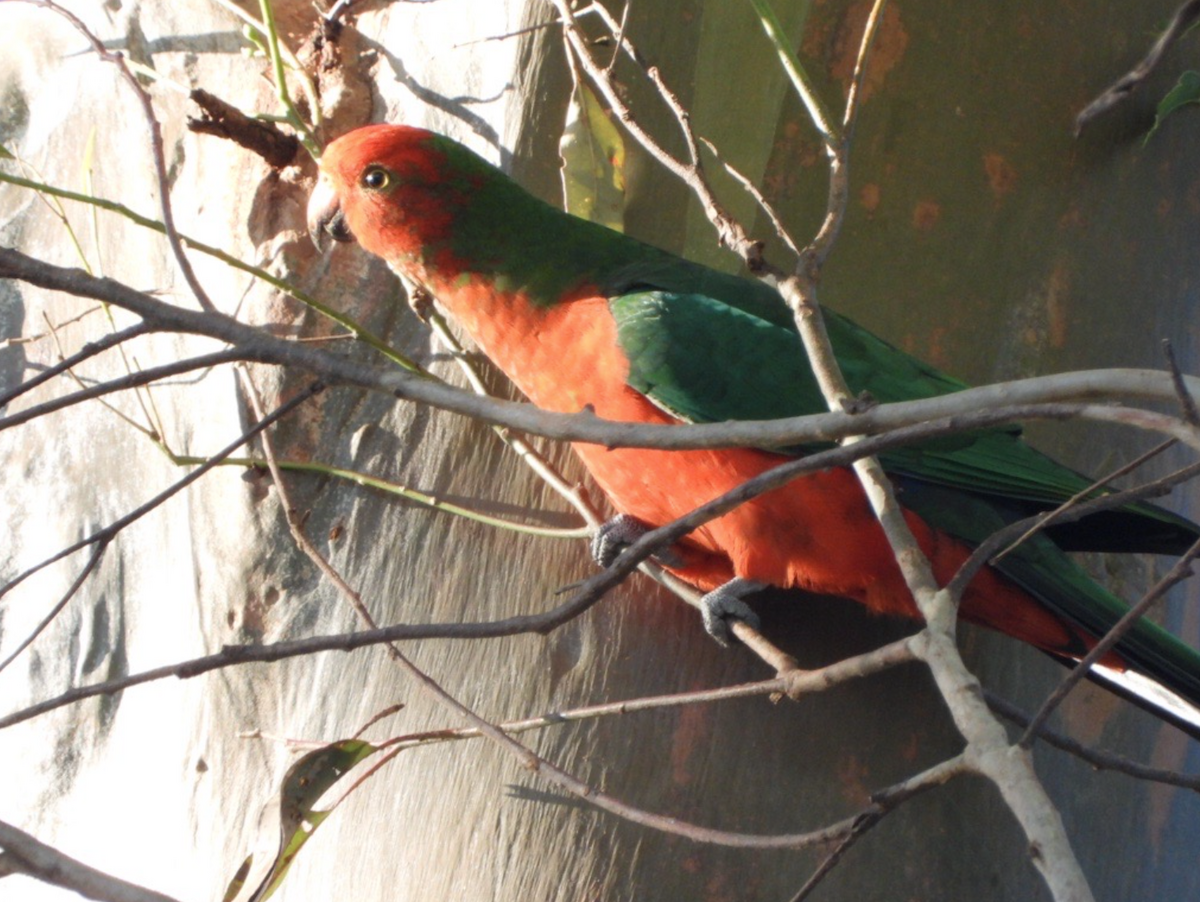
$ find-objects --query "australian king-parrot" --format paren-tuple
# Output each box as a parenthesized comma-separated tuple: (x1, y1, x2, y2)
(308, 123, 1200, 733)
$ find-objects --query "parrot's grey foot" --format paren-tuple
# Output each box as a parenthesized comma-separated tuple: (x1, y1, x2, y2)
(701, 578, 766, 647)
(591, 514, 684, 569)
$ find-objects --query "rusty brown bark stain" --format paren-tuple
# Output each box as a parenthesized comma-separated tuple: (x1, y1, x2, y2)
(830, 1, 909, 102)
(983, 152, 1018, 200)
(912, 199, 941, 231)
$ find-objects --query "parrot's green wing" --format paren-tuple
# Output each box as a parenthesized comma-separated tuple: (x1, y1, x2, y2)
(603, 266, 1197, 553)
(604, 270, 1200, 719)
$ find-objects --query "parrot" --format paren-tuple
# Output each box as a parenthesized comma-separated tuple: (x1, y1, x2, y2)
(308, 123, 1200, 734)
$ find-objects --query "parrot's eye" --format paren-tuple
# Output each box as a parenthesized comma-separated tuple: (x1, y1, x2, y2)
(362, 167, 391, 190)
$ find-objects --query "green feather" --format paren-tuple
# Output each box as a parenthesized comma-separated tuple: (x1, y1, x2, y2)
(606, 284, 1194, 544)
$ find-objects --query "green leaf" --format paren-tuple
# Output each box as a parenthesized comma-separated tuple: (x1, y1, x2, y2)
(0, 143, 12, 160)
(1147, 70, 1200, 141)
(223, 738, 377, 902)
(559, 82, 626, 231)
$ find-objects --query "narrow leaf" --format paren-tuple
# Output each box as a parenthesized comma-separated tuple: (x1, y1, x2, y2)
(559, 82, 626, 231)
(223, 738, 377, 902)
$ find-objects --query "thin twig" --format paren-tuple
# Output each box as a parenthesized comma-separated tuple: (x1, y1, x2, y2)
(603, 0, 631, 74)
(41, 310, 155, 440)
(550, 0, 766, 265)
(319, 640, 911, 808)
(352, 633, 870, 850)
(1075, 0, 1200, 133)
(699, 136, 801, 258)
(0, 348, 248, 434)
(785, 753, 967, 901)
(0, 381, 323, 603)
(988, 692, 1200, 793)
(239, 369, 390, 641)
(989, 439, 1178, 566)
(0, 321, 152, 409)
(804, 0, 887, 268)
(784, 816, 878, 902)
(1164, 338, 1200, 425)
(0, 303, 105, 349)
(18, 0, 217, 312)
(334, 705, 405, 744)
(789, 755, 963, 900)
(0, 541, 107, 675)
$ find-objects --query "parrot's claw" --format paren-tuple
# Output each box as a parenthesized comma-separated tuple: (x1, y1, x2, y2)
(591, 514, 684, 569)
(700, 578, 766, 647)
(591, 513, 648, 568)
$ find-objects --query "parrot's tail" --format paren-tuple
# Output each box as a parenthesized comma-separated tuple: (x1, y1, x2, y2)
(1083, 661, 1200, 740)
(984, 524, 1200, 740)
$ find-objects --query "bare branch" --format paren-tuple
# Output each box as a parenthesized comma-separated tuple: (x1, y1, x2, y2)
(0, 818, 182, 902)
(240, 368, 903, 850)
(8, 247, 1200, 454)
(1075, 0, 1200, 133)
(0, 633, 909, 740)
(750, 0, 1095, 893)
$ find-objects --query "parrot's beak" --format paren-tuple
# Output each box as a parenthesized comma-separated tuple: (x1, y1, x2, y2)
(307, 174, 355, 252)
